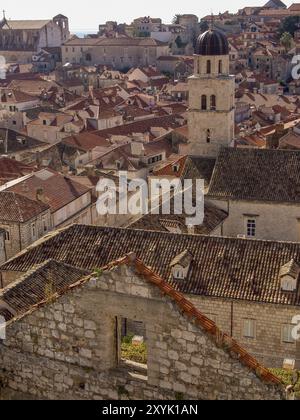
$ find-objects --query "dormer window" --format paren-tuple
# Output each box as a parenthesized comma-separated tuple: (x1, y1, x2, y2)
(172, 163, 180, 173)
(279, 259, 300, 292)
(170, 250, 193, 281)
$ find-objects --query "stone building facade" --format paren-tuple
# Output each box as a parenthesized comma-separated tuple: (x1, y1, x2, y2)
(61, 37, 169, 70)
(1, 225, 300, 370)
(0, 229, 6, 265)
(207, 148, 300, 242)
(0, 191, 51, 267)
(0, 256, 284, 400)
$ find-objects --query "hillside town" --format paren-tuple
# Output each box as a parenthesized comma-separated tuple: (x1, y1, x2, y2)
(0, 0, 300, 401)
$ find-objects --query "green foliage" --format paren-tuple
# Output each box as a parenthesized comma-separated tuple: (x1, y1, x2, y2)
(269, 369, 300, 398)
(175, 392, 185, 400)
(280, 32, 293, 51)
(117, 385, 130, 399)
(93, 268, 103, 278)
(121, 335, 147, 364)
(279, 16, 300, 37)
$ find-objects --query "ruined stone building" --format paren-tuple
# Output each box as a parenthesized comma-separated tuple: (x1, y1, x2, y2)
(1, 224, 300, 370)
(0, 254, 284, 400)
(0, 14, 70, 63)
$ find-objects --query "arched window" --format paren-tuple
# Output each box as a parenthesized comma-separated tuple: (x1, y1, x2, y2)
(201, 95, 207, 110)
(210, 95, 216, 110)
(206, 129, 211, 143)
(218, 60, 222, 74)
(207, 60, 211, 74)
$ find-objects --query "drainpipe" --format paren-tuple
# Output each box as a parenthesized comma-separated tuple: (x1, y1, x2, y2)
(230, 301, 234, 337)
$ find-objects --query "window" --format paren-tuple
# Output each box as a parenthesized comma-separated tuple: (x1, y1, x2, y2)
(201, 95, 207, 110)
(246, 219, 256, 238)
(121, 318, 147, 369)
(243, 319, 256, 339)
(4, 230, 10, 241)
(282, 324, 295, 344)
(207, 60, 211, 74)
(206, 129, 211, 143)
(218, 60, 222, 74)
(210, 95, 216, 110)
(42, 217, 48, 233)
(31, 223, 36, 240)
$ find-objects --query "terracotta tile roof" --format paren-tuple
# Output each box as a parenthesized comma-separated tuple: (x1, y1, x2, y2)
(208, 148, 300, 203)
(0, 157, 34, 184)
(63, 37, 166, 47)
(0, 260, 89, 322)
(0, 88, 39, 103)
(1, 20, 51, 30)
(94, 115, 183, 138)
(4, 224, 300, 307)
(6, 169, 91, 213)
(0, 129, 45, 154)
(129, 201, 228, 236)
(61, 132, 110, 152)
(0, 191, 49, 223)
(153, 155, 188, 177)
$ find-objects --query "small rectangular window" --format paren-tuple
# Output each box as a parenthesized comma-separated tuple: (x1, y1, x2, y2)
(282, 324, 295, 344)
(247, 219, 256, 238)
(243, 319, 256, 338)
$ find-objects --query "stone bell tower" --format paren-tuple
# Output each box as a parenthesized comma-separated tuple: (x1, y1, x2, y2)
(187, 28, 235, 157)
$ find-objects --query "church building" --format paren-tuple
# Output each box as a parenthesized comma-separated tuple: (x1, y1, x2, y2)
(0, 14, 70, 63)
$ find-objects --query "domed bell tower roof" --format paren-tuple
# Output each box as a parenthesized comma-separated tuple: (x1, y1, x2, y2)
(195, 29, 229, 56)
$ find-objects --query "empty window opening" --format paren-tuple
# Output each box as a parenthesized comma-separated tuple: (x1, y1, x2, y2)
(207, 60, 211, 74)
(210, 95, 216, 110)
(218, 60, 223, 74)
(120, 318, 148, 369)
(201, 95, 207, 110)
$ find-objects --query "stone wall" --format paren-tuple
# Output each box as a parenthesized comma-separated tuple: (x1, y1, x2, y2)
(0, 264, 285, 400)
(208, 198, 300, 242)
(189, 295, 300, 369)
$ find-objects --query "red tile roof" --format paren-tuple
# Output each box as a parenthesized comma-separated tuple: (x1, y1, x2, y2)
(0, 191, 49, 223)
(6, 169, 91, 212)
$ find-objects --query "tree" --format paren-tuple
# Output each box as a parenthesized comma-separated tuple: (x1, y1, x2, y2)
(172, 14, 182, 25)
(278, 16, 300, 37)
(280, 32, 293, 52)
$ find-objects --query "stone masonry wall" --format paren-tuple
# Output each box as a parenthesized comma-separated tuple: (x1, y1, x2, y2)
(189, 295, 300, 369)
(0, 264, 285, 400)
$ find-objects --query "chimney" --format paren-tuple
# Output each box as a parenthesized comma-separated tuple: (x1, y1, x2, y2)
(85, 164, 96, 177)
(36, 187, 47, 204)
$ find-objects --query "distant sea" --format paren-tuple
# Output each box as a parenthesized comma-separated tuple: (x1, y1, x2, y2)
(73, 31, 98, 38)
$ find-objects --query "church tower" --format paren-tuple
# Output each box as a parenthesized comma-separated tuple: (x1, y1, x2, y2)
(188, 29, 235, 157)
